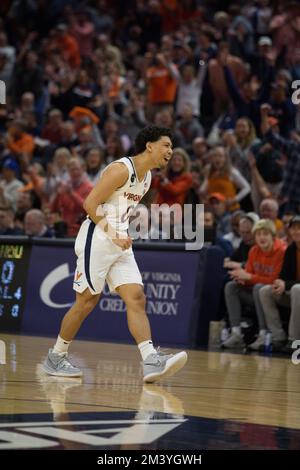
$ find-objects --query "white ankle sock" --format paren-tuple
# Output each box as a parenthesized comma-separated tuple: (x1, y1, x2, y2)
(259, 329, 266, 337)
(53, 335, 71, 355)
(232, 326, 241, 335)
(138, 340, 157, 361)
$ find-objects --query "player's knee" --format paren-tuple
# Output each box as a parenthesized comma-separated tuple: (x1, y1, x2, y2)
(76, 290, 99, 314)
(126, 288, 146, 310)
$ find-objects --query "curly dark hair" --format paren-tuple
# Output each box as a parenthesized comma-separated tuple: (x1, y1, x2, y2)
(134, 125, 173, 154)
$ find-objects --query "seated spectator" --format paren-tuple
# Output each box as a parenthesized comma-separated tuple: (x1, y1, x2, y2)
(50, 157, 93, 236)
(0, 158, 23, 211)
(152, 147, 193, 207)
(222, 219, 286, 350)
(85, 148, 106, 185)
(224, 212, 260, 269)
(24, 209, 54, 237)
(259, 215, 300, 353)
(281, 211, 296, 245)
(224, 210, 245, 250)
(203, 207, 233, 257)
(41, 109, 63, 144)
(15, 191, 34, 227)
(259, 198, 283, 235)
(56, 121, 79, 150)
(208, 193, 232, 237)
(0, 207, 24, 235)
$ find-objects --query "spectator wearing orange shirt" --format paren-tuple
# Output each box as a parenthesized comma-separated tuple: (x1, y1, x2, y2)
(49, 24, 81, 69)
(51, 157, 93, 236)
(145, 50, 179, 118)
(152, 147, 192, 207)
(222, 219, 286, 350)
(6, 119, 35, 159)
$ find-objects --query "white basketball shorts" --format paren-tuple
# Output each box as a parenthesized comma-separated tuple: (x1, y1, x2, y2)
(72, 218, 143, 295)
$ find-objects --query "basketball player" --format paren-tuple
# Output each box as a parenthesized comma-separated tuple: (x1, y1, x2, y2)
(43, 125, 188, 382)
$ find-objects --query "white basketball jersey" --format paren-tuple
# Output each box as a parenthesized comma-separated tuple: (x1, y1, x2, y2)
(101, 157, 152, 232)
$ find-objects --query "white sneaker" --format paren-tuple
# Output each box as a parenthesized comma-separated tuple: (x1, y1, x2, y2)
(43, 349, 83, 377)
(143, 350, 187, 383)
(222, 332, 245, 349)
(248, 334, 266, 351)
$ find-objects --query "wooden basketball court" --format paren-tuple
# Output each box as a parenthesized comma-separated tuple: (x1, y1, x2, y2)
(1, 333, 300, 449)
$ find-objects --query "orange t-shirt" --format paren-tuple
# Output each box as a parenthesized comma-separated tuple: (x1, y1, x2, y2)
(245, 238, 286, 285)
(207, 174, 239, 211)
(8, 132, 35, 156)
(146, 65, 178, 104)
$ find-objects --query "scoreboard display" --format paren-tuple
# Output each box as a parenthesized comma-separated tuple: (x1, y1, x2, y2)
(0, 243, 31, 332)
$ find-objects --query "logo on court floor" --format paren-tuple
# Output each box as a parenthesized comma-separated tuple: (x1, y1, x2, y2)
(0, 414, 186, 449)
(0, 339, 5, 364)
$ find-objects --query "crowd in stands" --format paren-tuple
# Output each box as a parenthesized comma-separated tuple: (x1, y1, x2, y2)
(0, 0, 300, 352)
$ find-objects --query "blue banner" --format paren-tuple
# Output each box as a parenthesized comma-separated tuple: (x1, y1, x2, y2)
(21, 245, 202, 346)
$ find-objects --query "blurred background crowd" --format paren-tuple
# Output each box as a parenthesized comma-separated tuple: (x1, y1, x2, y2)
(0, 0, 299, 242)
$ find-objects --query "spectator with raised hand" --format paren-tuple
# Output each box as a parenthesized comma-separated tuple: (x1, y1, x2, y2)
(68, 10, 95, 59)
(208, 41, 248, 117)
(223, 118, 260, 204)
(260, 103, 300, 213)
(269, 80, 296, 137)
(46, 24, 81, 69)
(176, 61, 207, 118)
(220, 45, 274, 132)
(145, 49, 179, 119)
